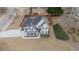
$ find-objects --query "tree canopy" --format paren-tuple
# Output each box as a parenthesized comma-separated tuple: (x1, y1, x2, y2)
(47, 7, 64, 16)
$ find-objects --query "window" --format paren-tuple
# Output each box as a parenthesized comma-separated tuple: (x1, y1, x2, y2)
(30, 28, 33, 31)
(31, 33, 33, 36)
(46, 31, 47, 34)
(42, 31, 44, 34)
(27, 33, 30, 37)
(43, 27, 44, 29)
(32, 29, 33, 31)
(46, 27, 47, 30)
(30, 29, 31, 31)
(34, 33, 36, 37)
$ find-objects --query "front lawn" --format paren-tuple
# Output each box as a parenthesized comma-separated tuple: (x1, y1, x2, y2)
(53, 24, 69, 40)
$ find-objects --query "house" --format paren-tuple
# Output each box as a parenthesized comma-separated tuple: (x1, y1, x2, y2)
(22, 16, 49, 38)
(63, 7, 79, 30)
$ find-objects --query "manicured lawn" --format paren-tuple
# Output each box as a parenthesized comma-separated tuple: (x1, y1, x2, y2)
(53, 24, 69, 40)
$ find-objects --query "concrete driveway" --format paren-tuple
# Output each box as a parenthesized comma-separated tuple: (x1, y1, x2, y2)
(0, 29, 26, 38)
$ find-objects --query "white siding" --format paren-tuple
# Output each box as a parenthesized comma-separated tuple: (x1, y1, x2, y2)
(25, 26, 37, 32)
(40, 23, 48, 34)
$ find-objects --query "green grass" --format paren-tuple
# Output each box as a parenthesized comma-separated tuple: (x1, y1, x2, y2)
(53, 24, 69, 40)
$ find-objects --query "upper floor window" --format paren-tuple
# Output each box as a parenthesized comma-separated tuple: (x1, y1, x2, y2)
(30, 29, 31, 31)
(32, 29, 33, 31)
(43, 27, 44, 29)
(30, 28, 33, 31)
(46, 27, 47, 30)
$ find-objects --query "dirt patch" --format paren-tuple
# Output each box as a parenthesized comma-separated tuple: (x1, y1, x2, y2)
(0, 37, 74, 51)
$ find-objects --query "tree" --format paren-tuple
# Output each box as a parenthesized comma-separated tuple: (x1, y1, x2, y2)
(47, 7, 64, 16)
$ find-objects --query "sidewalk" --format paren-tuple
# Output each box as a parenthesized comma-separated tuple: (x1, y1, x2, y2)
(0, 29, 40, 39)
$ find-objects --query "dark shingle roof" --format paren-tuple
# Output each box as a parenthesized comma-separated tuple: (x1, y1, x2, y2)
(23, 17, 32, 26)
(23, 16, 44, 27)
(33, 16, 42, 25)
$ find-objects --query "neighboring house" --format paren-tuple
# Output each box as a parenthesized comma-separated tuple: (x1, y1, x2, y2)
(62, 7, 72, 14)
(63, 7, 79, 17)
(63, 7, 79, 30)
(21, 16, 49, 38)
(71, 7, 79, 16)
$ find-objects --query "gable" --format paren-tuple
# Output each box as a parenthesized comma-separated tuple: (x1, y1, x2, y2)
(36, 18, 45, 27)
(42, 22, 48, 28)
(24, 26, 37, 32)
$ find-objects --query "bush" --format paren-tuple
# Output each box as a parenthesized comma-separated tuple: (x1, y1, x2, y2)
(53, 24, 69, 40)
(47, 7, 64, 16)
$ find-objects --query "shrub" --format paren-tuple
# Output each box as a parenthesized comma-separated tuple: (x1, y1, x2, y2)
(47, 7, 64, 16)
(53, 24, 69, 40)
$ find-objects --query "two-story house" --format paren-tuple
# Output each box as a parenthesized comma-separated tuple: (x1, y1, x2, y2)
(21, 16, 49, 38)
